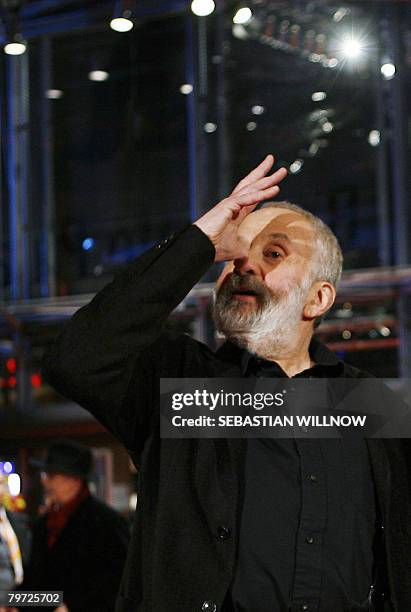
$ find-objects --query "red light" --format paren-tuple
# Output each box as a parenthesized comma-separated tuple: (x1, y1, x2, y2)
(6, 358, 16, 374)
(8, 376, 16, 388)
(31, 373, 42, 388)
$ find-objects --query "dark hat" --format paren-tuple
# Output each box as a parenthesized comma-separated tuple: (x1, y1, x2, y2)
(30, 440, 93, 479)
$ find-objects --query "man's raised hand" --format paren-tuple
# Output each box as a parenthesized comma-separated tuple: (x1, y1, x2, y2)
(194, 155, 287, 262)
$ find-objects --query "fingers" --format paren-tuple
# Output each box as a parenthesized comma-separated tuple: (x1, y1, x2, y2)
(232, 154, 275, 195)
(235, 166, 288, 197)
(232, 185, 281, 208)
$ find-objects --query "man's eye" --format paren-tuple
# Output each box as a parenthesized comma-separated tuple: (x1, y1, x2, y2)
(265, 250, 282, 259)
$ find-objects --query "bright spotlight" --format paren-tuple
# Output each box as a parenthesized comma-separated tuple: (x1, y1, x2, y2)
(311, 91, 327, 102)
(322, 121, 334, 133)
(191, 0, 215, 17)
(4, 41, 27, 56)
(381, 62, 395, 80)
(289, 159, 303, 174)
(233, 7, 253, 25)
(341, 36, 363, 59)
(251, 105, 265, 115)
(368, 130, 380, 147)
(88, 70, 109, 82)
(82, 237, 95, 251)
(8, 473, 21, 496)
(180, 83, 193, 95)
(110, 17, 134, 32)
(204, 122, 217, 133)
(46, 89, 64, 99)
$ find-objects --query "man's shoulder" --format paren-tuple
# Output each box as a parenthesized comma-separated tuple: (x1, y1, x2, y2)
(340, 361, 375, 378)
(80, 495, 128, 526)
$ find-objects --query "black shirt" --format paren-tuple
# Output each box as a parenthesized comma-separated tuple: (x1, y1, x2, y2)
(229, 338, 378, 612)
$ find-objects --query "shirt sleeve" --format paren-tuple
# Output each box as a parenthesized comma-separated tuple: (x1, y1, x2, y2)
(42, 224, 215, 455)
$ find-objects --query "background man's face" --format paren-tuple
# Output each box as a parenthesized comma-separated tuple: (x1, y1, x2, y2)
(215, 208, 315, 317)
(41, 472, 81, 505)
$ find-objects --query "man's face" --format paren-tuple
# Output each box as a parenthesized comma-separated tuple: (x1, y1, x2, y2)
(40, 471, 80, 505)
(213, 208, 316, 340)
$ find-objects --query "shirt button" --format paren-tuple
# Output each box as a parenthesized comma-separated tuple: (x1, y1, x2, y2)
(201, 601, 217, 612)
(217, 526, 231, 540)
(309, 474, 317, 482)
(306, 536, 314, 544)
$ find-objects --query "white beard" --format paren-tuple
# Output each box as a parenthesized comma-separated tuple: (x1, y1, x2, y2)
(213, 277, 311, 357)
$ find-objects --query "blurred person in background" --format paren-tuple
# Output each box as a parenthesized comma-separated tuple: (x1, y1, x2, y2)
(21, 441, 129, 612)
(0, 472, 30, 612)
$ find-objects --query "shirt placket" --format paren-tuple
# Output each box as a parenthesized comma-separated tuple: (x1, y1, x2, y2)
(290, 439, 327, 612)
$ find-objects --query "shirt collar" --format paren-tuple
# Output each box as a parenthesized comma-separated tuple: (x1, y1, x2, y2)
(216, 336, 343, 377)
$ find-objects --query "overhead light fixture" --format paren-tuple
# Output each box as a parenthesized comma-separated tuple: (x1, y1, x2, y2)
(46, 89, 64, 99)
(233, 7, 253, 25)
(110, 16, 133, 32)
(341, 35, 363, 59)
(251, 105, 265, 115)
(246, 121, 257, 131)
(180, 83, 193, 95)
(333, 7, 349, 23)
(204, 122, 217, 133)
(322, 121, 334, 133)
(381, 62, 395, 80)
(191, 0, 215, 17)
(88, 70, 109, 82)
(311, 91, 327, 102)
(368, 130, 380, 146)
(4, 39, 26, 56)
(289, 159, 303, 174)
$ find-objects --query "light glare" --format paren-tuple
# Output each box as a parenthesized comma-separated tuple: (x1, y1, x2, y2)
(381, 63, 395, 80)
(4, 42, 27, 56)
(233, 7, 253, 25)
(311, 91, 327, 102)
(110, 17, 134, 32)
(8, 474, 20, 496)
(88, 70, 109, 82)
(341, 36, 362, 59)
(191, 0, 215, 16)
(204, 122, 217, 133)
(180, 84, 193, 95)
(289, 159, 303, 174)
(46, 89, 64, 99)
(368, 130, 380, 147)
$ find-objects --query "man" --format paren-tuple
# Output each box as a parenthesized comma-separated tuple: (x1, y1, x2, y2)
(23, 441, 129, 612)
(42, 156, 411, 612)
(0, 473, 30, 612)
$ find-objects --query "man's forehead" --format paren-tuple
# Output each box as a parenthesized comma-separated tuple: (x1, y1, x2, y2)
(238, 207, 314, 245)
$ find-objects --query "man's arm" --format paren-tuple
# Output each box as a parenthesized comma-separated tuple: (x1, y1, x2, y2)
(42, 155, 287, 452)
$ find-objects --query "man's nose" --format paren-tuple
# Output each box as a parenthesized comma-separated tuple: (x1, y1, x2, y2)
(233, 256, 261, 276)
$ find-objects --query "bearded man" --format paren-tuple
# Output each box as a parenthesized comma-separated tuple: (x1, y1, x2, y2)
(43, 155, 411, 612)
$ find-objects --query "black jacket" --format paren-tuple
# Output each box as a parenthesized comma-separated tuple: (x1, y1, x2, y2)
(22, 495, 129, 611)
(42, 225, 411, 612)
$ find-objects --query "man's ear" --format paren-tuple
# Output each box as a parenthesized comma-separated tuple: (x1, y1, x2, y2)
(303, 281, 336, 321)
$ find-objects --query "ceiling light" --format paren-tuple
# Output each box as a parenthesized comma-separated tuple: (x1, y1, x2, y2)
(204, 122, 217, 133)
(233, 7, 253, 25)
(180, 83, 193, 95)
(4, 41, 26, 56)
(311, 91, 327, 102)
(368, 130, 380, 146)
(381, 62, 395, 80)
(88, 70, 109, 82)
(110, 17, 134, 32)
(251, 105, 265, 115)
(191, 0, 215, 16)
(341, 36, 363, 59)
(246, 121, 257, 131)
(322, 121, 334, 133)
(46, 89, 64, 99)
(289, 159, 303, 174)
